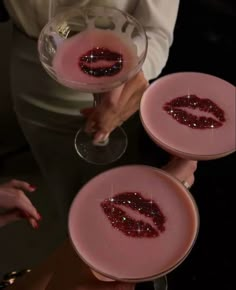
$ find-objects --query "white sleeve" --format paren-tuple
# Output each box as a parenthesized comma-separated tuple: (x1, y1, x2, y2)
(133, 0, 180, 81)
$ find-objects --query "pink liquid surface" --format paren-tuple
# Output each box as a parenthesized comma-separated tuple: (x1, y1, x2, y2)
(69, 165, 199, 281)
(53, 29, 137, 90)
(140, 72, 236, 160)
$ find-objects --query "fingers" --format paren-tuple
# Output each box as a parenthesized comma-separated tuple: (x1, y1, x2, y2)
(162, 157, 198, 188)
(8, 179, 36, 192)
(85, 116, 100, 134)
(0, 179, 41, 229)
(7, 179, 41, 221)
(0, 208, 40, 229)
(80, 108, 95, 118)
(0, 209, 21, 227)
(82, 72, 148, 142)
(19, 211, 40, 229)
(182, 175, 195, 189)
(0, 210, 40, 229)
(13, 189, 41, 221)
(83, 91, 137, 140)
(93, 132, 110, 145)
(118, 71, 148, 108)
(182, 160, 198, 178)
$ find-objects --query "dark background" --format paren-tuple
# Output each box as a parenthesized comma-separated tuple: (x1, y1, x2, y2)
(135, 0, 236, 289)
(0, 0, 235, 289)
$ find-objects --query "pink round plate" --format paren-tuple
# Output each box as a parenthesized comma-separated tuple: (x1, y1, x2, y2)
(68, 165, 199, 281)
(140, 72, 235, 160)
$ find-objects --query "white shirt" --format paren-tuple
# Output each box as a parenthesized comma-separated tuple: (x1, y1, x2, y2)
(4, 0, 179, 81)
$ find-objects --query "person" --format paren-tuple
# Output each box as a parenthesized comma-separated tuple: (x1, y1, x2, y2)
(0, 160, 197, 232)
(162, 156, 197, 189)
(2, 159, 197, 290)
(0, 179, 41, 228)
(1, 0, 190, 225)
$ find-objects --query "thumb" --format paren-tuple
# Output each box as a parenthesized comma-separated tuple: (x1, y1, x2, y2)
(0, 210, 22, 228)
(80, 107, 95, 118)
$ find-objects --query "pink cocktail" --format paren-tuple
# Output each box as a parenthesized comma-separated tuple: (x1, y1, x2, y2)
(69, 165, 199, 282)
(53, 28, 138, 92)
(140, 72, 236, 160)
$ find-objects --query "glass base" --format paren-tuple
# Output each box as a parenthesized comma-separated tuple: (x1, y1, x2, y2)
(74, 127, 128, 165)
(153, 276, 168, 290)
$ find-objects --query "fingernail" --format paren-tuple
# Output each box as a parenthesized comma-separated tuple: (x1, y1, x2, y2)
(30, 185, 37, 190)
(95, 133, 109, 143)
(32, 220, 39, 229)
(86, 121, 97, 133)
(37, 212, 42, 220)
(19, 211, 30, 219)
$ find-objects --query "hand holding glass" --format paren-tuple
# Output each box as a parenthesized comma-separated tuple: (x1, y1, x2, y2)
(38, 5, 147, 164)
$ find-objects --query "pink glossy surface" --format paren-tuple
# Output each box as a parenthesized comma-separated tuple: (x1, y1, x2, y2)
(140, 72, 236, 159)
(69, 165, 199, 280)
(53, 29, 137, 89)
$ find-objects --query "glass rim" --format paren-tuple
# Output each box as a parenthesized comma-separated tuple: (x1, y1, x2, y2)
(140, 115, 236, 160)
(37, 5, 148, 91)
(140, 71, 236, 160)
(68, 164, 200, 282)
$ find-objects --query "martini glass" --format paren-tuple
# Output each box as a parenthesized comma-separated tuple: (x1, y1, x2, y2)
(38, 5, 147, 164)
(68, 165, 199, 290)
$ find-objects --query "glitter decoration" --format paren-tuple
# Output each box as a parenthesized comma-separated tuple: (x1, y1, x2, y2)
(101, 192, 166, 238)
(163, 94, 226, 129)
(79, 47, 123, 77)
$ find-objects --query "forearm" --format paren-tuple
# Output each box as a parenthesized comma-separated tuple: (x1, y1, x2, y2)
(134, 0, 180, 81)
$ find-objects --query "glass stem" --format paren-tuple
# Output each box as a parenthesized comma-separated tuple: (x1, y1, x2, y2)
(92, 93, 109, 146)
(93, 93, 102, 108)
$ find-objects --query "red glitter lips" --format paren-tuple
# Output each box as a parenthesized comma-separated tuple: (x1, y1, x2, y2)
(101, 192, 166, 238)
(163, 94, 226, 129)
(79, 47, 123, 77)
